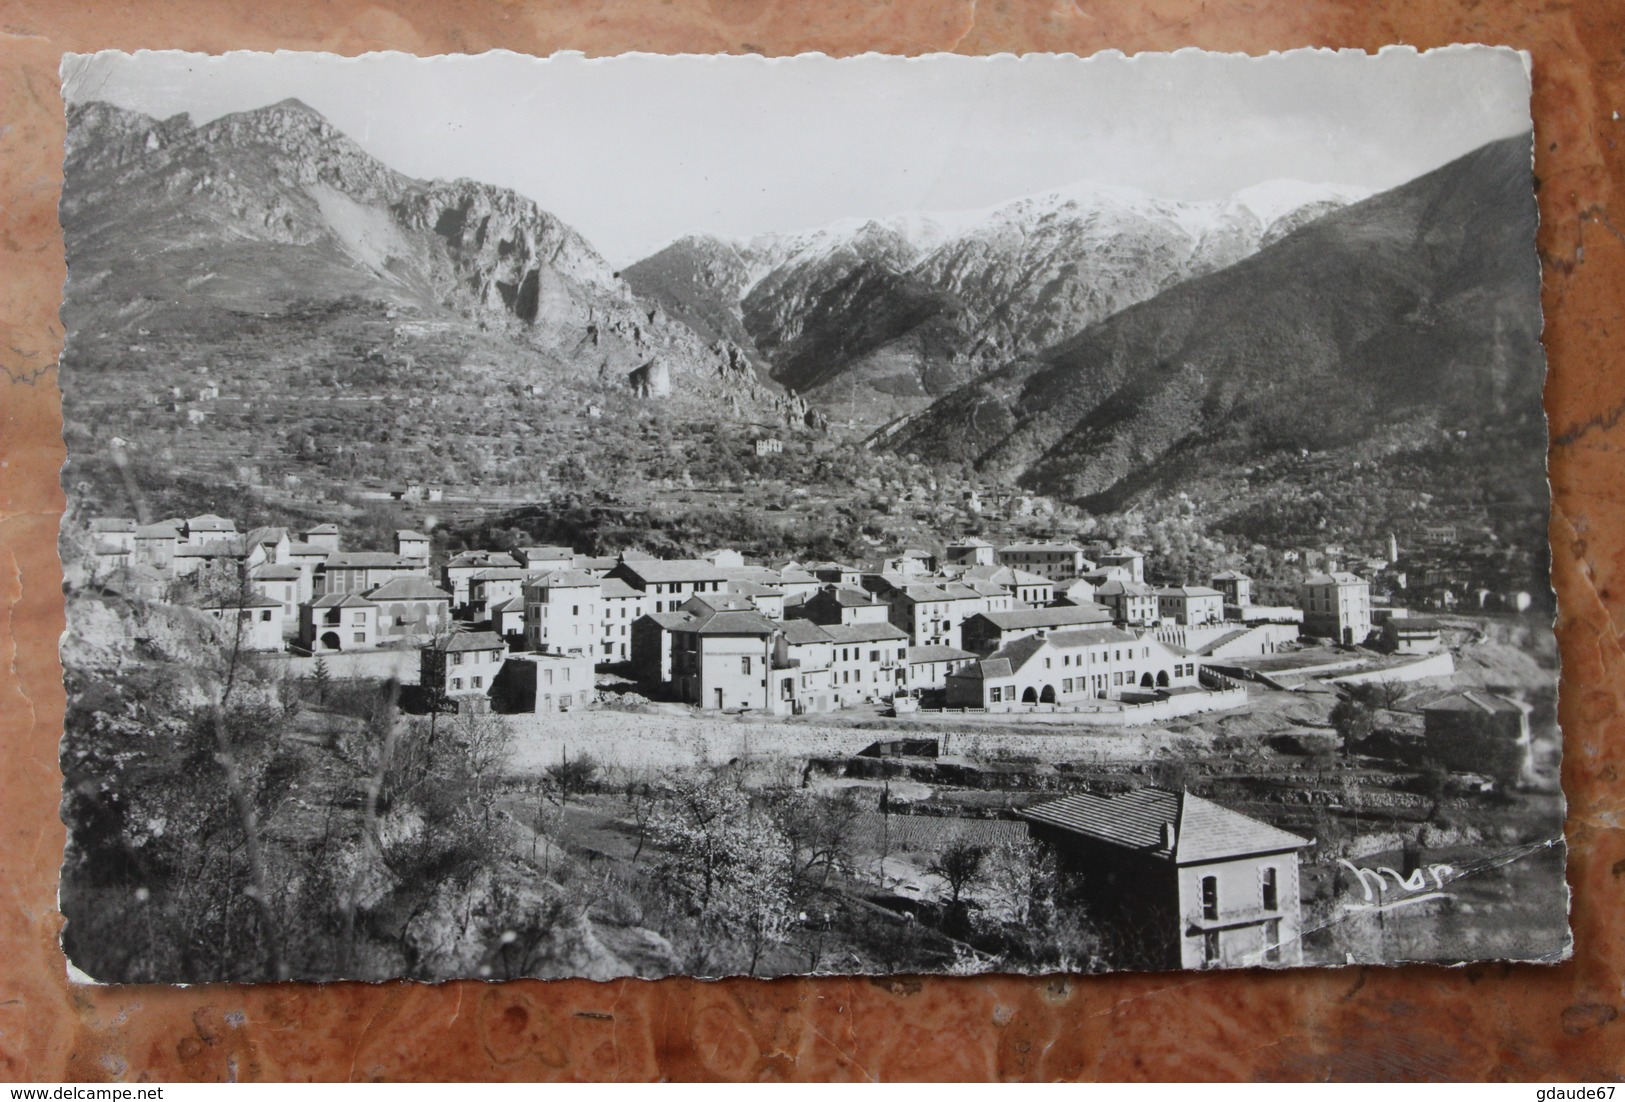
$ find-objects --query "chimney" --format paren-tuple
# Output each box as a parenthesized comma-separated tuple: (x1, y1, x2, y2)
(1162, 821, 1177, 852)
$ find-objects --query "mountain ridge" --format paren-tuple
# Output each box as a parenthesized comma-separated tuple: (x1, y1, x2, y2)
(623, 177, 1369, 423)
(873, 131, 1543, 518)
(60, 98, 818, 427)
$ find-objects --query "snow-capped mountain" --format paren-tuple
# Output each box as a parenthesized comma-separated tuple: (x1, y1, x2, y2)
(623, 179, 1370, 423)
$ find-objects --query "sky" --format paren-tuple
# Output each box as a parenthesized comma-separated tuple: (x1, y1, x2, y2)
(61, 48, 1532, 266)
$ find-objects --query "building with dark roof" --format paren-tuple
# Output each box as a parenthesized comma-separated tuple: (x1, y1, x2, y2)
(1020, 787, 1311, 969)
(317, 552, 427, 598)
(608, 557, 730, 611)
(960, 603, 1114, 655)
(1299, 571, 1373, 645)
(196, 591, 286, 652)
(1094, 579, 1160, 626)
(1155, 585, 1225, 627)
(631, 594, 910, 714)
(997, 541, 1093, 581)
(792, 584, 892, 628)
(1420, 690, 1533, 785)
(298, 592, 382, 652)
(902, 644, 978, 692)
(419, 630, 509, 711)
(947, 626, 1199, 708)
(443, 550, 521, 607)
(1379, 615, 1447, 655)
(365, 576, 454, 639)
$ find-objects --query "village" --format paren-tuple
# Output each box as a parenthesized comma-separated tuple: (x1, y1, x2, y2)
(65, 505, 1563, 975)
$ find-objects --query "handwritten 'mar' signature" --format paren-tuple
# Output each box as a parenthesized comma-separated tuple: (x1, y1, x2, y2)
(1337, 858, 1457, 912)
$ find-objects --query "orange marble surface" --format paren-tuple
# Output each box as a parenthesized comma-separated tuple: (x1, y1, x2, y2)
(1, 0, 1622, 1081)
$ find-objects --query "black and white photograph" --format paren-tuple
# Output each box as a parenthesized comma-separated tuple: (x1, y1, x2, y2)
(54, 47, 1565, 983)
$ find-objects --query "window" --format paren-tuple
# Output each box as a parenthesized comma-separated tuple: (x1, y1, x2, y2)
(353, 631, 365, 643)
(572, 605, 579, 615)
(471, 676, 483, 689)
(451, 652, 463, 665)
(543, 668, 553, 685)
(563, 668, 571, 681)
(741, 656, 752, 675)
(1264, 919, 1282, 964)
(451, 678, 463, 690)
(1201, 875, 1218, 920)
(261, 610, 272, 621)
(990, 686, 1002, 703)
(1203, 930, 1221, 966)
(1261, 867, 1279, 912)
(353, 613, 366, 626)
(870, 649, 880, 663)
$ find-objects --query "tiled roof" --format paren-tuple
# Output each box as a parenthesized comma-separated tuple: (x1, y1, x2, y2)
(447, 551, 520, 569)
(323, 552, 422, 569)
(365, 577, 452, 601)
(690, 594, 761, 614)
(688, 609, 779, 636)
(304, 523, 340, 534)
(960, 564, 1050, 587)
(134, 522, 181, 538)
(186, 513, 237, 531)
(527, 569, 600, 588)
(430, 630, 506, 653)
(395, 529, 429, 541)
(779, 619, 832, 645)
(287, 541, 329, 556)
(1000, 542, 1083, 555)
(599, 578, 644, 599)
(975, 605, 1113, 630)
(90, 518, 136, 532)
(470, 567, 531, 582)
(615, 559, 730, 584)
(310, 593, 380, 609)
(947, 537, 993, 548)
(975, 633, 1052, 676)
(1095, 579, 1156, 598)
(251, 564, 303, 580)
(518, 546, 574, 560)
(719, 566, 788, 585)
(821, 586, 880, 607)
(1422, 690, 1524, 715)
(1046, 626, 1139, 649)
(1211, 570, 1252, 581)
(1019, 787, 1310, 863)
(907, 645, 977, 664)
(1303, 572, 1367, 587)
(175, 543, 239, 558)
(1387, 617, 1447, 632)
(727, 580, 779, 597)
(490, 596, 526, 613)
(1155, 585, 1223, 598)
(821, 622, 909, 644)
(642, 611, 697, 630)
